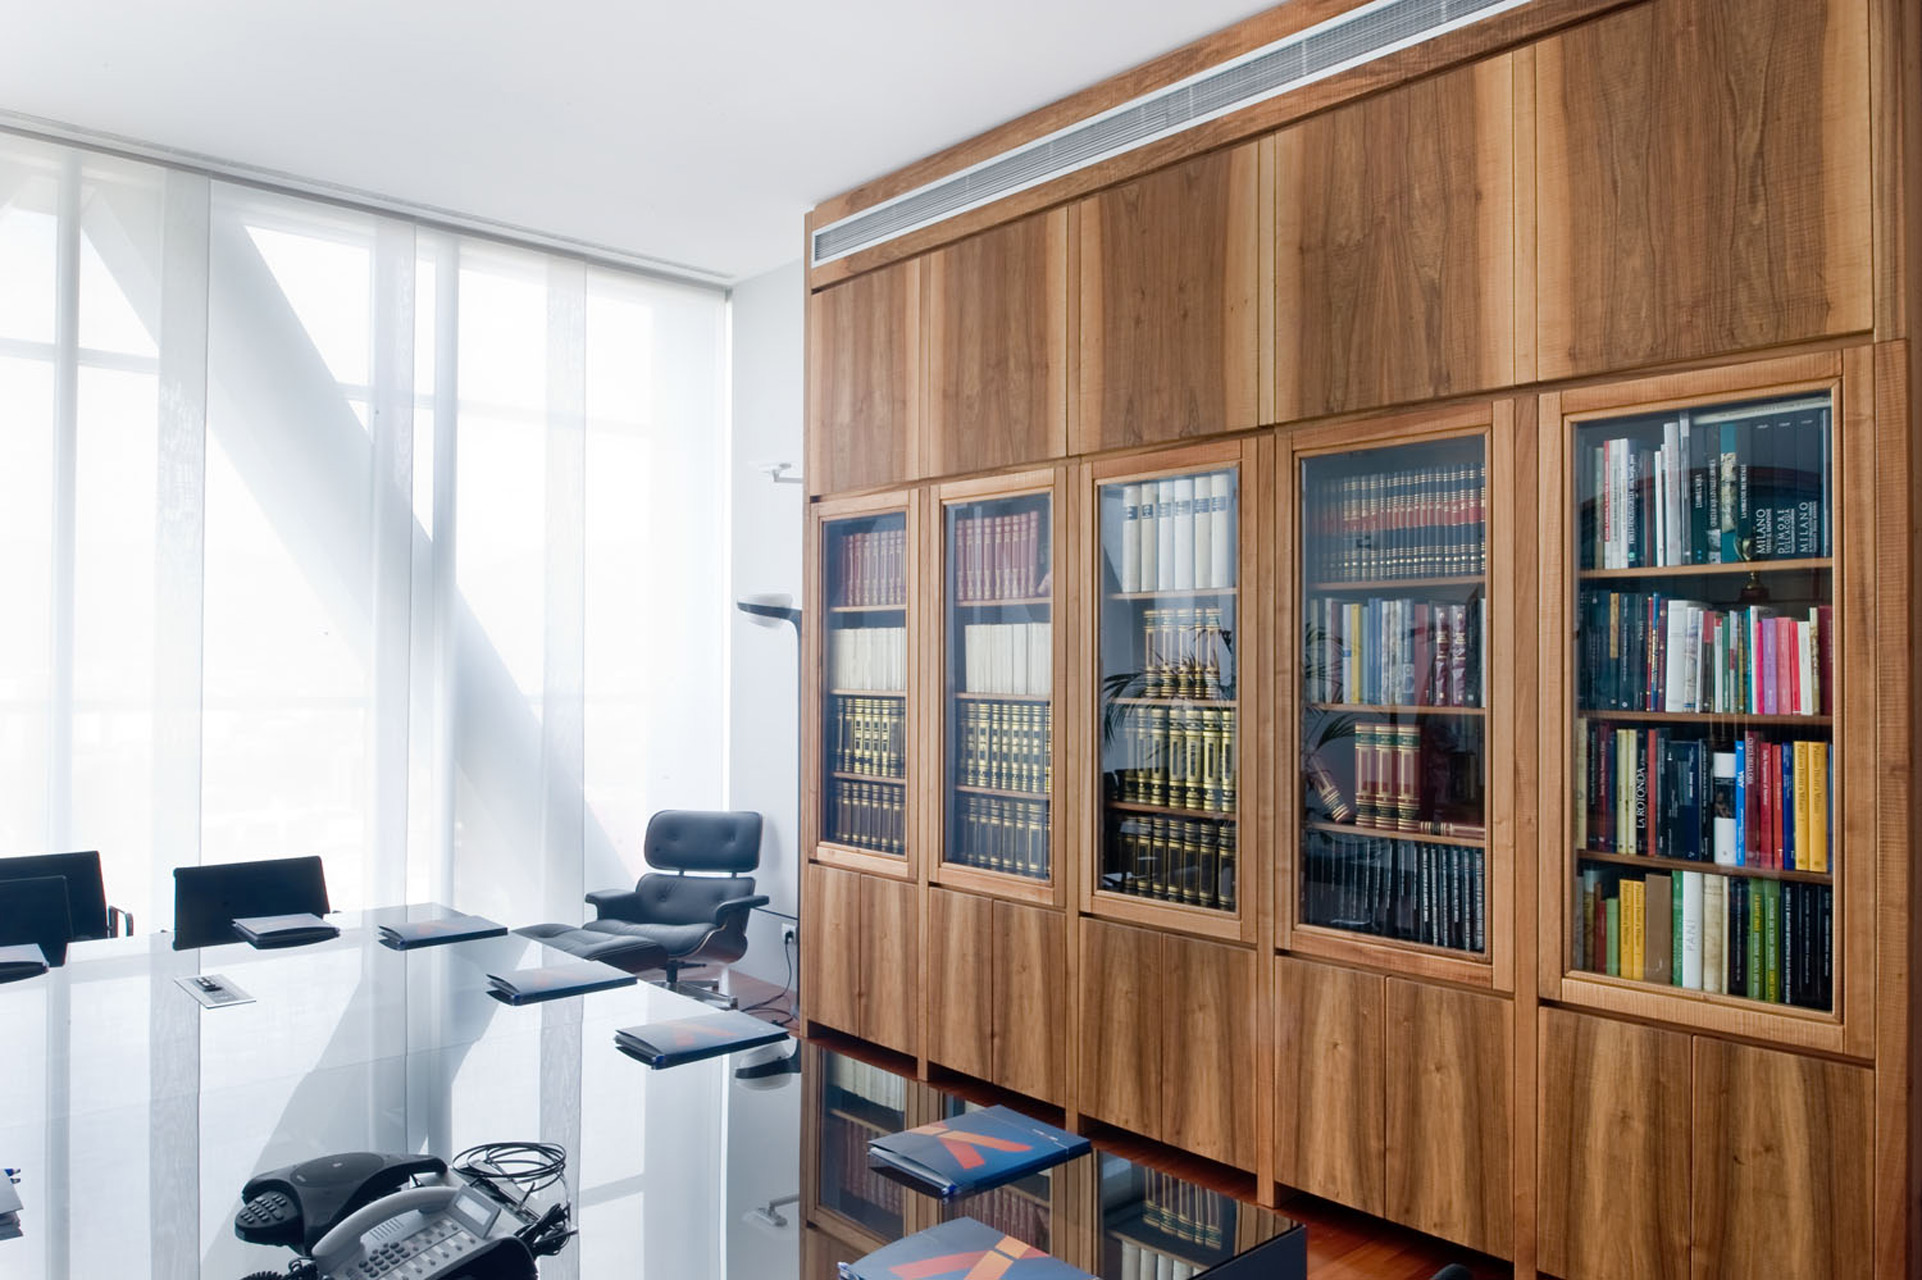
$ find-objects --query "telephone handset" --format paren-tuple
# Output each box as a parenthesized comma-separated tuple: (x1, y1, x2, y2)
(309, 1183, 532, 1280)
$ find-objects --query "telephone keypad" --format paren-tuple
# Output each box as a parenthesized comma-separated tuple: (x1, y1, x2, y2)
(341, 1218, 483, 1279)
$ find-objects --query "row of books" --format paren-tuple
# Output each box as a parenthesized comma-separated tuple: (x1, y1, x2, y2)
(950, 796, 1050, 880)
(1114, 472, 1238, 593)
(1104, 815, 1238, 911)
(1108, 705, 1238, 814)
(831, 626, 907, 692)
(1301, 830, 1486, 954)
(1302, 596, 1485, 708)
(1306, 463, 1486, 582)
(836, 527, 908, 608)
(962, 622, 1053, 696)
(831, 695, 906, 778)
(1577, 725, 1831, 872)
(943, 1189, 1051, 1256)
(1131, 608, 1230, 700)
(1577, 592, 1831, 717)
(953, 508, 1048, 602)
(829, 1052, 908, 1112)
(823, 1113, 905, 1227)
(1577, 869, 1831, 1009)
(957, 700, 1051, 795)
(828, 781, 905, 855)
(1304, 726, 1487, 838)
(1135, 1170, 1226, 1249)
(1117, 1242, 1208, 1280)
(1580, 397, 1830, 570)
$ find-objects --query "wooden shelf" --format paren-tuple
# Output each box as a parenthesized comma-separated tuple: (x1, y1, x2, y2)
(1307, 574, 1486, 592)
(954, 783, 1050, 800)
(1305, 819, 1487, 848)
(953, 691, 1050, 702)
(1574, 849, 1832, 885)
(829, 602, 908, 612)
(1108, 587, 1238, 600)
(1106, 800, 1236, 822)
(1306, 701, 1484, 717)
(1579, 709, 1831, 726)
(831, 771, 907, 785)
(1578, 557, 1831, 580)
(829, 688, 906, 698)
(1110, 696, 1236, 708)
(953, 595, 1051, 608)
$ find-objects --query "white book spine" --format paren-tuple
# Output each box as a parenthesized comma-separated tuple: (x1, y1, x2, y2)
(1121, 484, 1142, 592)
(1681, 870, 1704, 990)
(1799, 616, 1816, 715)
(1156, 479, 1177, 591)
(1011, 622, 1029, 695)
(1683, 605, 1703, 712)
(1663, 606, 1688, 711)
(1712, 751, 1738, 865)
(1194, 474, 1214, 590)
(1210, 473, 1234, 587)
(1138, 484, 1158, 594)
(1121, 1243, 1140, 1280)
(1172, 477, 1195, 591)
(1703, 875, 1726, 994)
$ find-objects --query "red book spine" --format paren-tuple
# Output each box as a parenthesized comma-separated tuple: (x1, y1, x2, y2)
(1817, 605, 1834, 716)
(1027, 509, 1041, 595)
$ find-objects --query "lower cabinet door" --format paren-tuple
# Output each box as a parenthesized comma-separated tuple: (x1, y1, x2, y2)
(1161, 934, 1258, 1170)
(1079, 917, 1161, 1136)
(1538, 1008, 1691, 1280)
(804, 864, 864, 1037)
(862, 874, 920, 1055)
(803, 1225, 874, 1280)
(1384, 979, 1512, 1258)
(993, 900, 1067, 1105)
(1275, 955, 1386, 1215)
(1691, 1038, 1873, 1280)
(926, 887, 995, 1079)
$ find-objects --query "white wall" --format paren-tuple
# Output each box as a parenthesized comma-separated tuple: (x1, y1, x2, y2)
(726, 260, 805, 983)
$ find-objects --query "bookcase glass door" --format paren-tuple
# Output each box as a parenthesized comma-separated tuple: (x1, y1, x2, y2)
(1298, 437, 1489, 956)
(816, 1051, 909, 1238)
(944, 492, 1052, 881)
(1097, 1152, 1239, 1277)
(1096, 469, 1239, 912)
(1570, 391, 1834, 1011)
(823, 511, 909, 859)
(930, 1099, 1056, 1253)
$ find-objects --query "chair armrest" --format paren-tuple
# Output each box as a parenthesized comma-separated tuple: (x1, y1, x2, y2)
(108, 906, 134, 939)
(584, 889, 645, 922)
(713, 895, 770, 925)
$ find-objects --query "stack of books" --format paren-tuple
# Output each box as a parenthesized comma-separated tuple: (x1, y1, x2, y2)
(837, 528, 906, 606)
(1302, 829, 1485, 953)
(961, 622, 1052, 695)
(953, 509, 1047, 601)
(1307, 462, 1486, 581)
(830, 627, 906, 691)
(1577, 592, 1831, 716)
(1304, 597, 1485, 708)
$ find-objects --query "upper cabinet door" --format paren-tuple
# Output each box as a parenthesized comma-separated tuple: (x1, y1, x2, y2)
(1535, 0, 1871, 381)
(926, 211, 1070, 476)
(1274, 55, 1516, 421)
(808, 257, 924, 495)
(1075, 143, 1262, 452)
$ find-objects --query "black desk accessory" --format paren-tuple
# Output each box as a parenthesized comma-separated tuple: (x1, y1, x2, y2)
(237, 1151, 447, 1255)
(174, 973, 253, 1008)
(233, 912, 341, 949)
(612, 1009, 788, 1068)
(377, 913, 508, 950)
(484, 960, 636, 1006)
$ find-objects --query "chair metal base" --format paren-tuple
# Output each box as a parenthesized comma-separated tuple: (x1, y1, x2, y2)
(653, 976, 737, 1008)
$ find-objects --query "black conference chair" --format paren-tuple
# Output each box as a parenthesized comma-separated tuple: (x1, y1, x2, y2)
(172, 855, 331, 950)
(0, 875, 76, 967)
(518, 810, 768, 1004)
(0, 850, 131, 940)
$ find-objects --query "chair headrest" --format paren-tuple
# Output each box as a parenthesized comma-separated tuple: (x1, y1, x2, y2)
(0, 851, 107, 940)
(644, 811, 763, 874)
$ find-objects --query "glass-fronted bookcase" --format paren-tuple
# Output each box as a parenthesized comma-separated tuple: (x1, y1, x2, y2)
(1544, 352, 1870, 1053)
(1083, 439, 1264, 944)
(1280, 404, 1511, 987)
(933, 470, 1066, 905)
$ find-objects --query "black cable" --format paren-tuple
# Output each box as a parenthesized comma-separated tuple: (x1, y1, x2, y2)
(738, 931, 798, 1026)
(452, 1143, 573, 1258)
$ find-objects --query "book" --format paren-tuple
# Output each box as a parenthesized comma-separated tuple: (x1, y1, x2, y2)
(1703, 876, 1726, 994)
(484, 960, 636, 1006)
(838, 1217, 1093, 1280)
(231, 913, 339, 949)
(867, 1105, 1090, 1200)
(1121, 485, 1142, 592)
(377, 912, 507, 951)
(612, 1009, 788, 1069)
(1644, 874, 1672, 986)
(0, 943, 47, 983)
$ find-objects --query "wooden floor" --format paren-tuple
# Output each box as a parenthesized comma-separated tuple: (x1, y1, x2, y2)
(728, 970, 1507, 1279)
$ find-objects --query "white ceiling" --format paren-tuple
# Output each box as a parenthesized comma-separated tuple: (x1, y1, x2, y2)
(0, 0, 1282, 284)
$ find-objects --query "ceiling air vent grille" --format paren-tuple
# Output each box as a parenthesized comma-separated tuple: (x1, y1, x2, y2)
(812, 0, 1531, 267)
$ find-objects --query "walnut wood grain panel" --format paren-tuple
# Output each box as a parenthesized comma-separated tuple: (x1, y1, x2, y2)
(1538, 1008, 1691, 1280)
(1384, 980, 1513, 1259)
(925, 212, 1068, 476)
(1078, 917, 1161, 1137)
(1536, 0, 1872, 380)
(1274, 956, 1385, 1215)
(994, 900, 1068, 1105)
(804, 863, 864, 1036)
(862, 873, 921, 1055)
(808, 258, 922, 496)
(1075, 143, 1261, 452)
(803, 1225, 875, 1280)
(1161, 935, 1259, 1170)
(1692, 1039, 1874, 1280)
(1273, 56, 1515, 420)
(925, 887, 995, 1080)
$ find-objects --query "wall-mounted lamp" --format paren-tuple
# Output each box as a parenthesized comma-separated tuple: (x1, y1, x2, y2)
(753, 461, 803, 485)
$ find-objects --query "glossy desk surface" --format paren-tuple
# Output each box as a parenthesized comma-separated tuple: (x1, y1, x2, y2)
(0, 908, 1300, 1279)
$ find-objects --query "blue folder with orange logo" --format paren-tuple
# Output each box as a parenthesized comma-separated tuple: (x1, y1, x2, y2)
(612, 1009, 788, 1068)
(866, 1104, 1090, 1200)
(838, 1216, 1093, 1280)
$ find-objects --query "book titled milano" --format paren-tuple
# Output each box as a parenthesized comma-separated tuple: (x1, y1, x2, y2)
(840, 1217, 1093, 1280)
(868, 1105, 1089, 1200)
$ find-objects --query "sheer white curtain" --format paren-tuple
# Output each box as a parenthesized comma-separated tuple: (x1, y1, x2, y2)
(0, 131, 729, 932)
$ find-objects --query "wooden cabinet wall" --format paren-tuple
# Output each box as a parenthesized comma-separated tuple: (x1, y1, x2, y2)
(807, 257, 923, 495)
(1274, 957, 1386, 1215)
(803, 864, 920, 1055)
(926, 887, 1068, 1104)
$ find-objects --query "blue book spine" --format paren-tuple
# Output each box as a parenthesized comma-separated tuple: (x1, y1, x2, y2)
(1734, 737, 1748, 867)
(1782, 747, 1796, 871)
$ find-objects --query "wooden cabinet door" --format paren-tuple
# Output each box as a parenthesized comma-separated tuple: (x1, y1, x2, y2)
(993, 900, 1067, 1105)
(861, 873, 920, 1055)
(1384, 980, 1512, 1259)
(925, 211, 1069, 476)
(808, 257, 923, 495)
(1691, 1039, 1873, 1280)
(1161, 934, 1258, 1171)
(1535, 0, 1871, 381)
(1274, 956, 1385, 1215)
(1274, 55, 1515, 420)
(805, 863, 863, 1036)
(926, 887, 995, 1079)
(1074, 143, 1261, 452)
(803, 1225, 872, 1280)
(1538, 1008, 1691, 1280)
(1079, 917, 1161, 1136)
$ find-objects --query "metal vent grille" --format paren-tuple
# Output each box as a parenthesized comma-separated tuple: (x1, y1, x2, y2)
(812, 0, 1531, 267)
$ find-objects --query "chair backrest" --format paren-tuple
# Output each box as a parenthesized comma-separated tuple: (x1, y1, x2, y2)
(0, 875, 75, 966)
(0, 851, 108, 940)
(172, 856, 330, 950)
(643, 811, 763, 875)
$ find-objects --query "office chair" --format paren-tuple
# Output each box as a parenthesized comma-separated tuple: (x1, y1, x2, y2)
(0, 875, 76, 967)
(171, 855, 331, 950)
(517, 810, 768, 1005)
(0, 850, 131, 939)
(1429, 1265, 1475, 1280)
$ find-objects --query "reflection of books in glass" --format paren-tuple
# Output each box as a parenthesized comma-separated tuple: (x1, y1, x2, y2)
(377, 913, 508, 951)
(231, 913, 339, 949)
(868, 1105, 1089, 1200)
(0, 943, 48, 984)
(485, 960, 636, 1006)
(839, 1217, 1093, 1280)
(612, 1010, 788, 1068)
